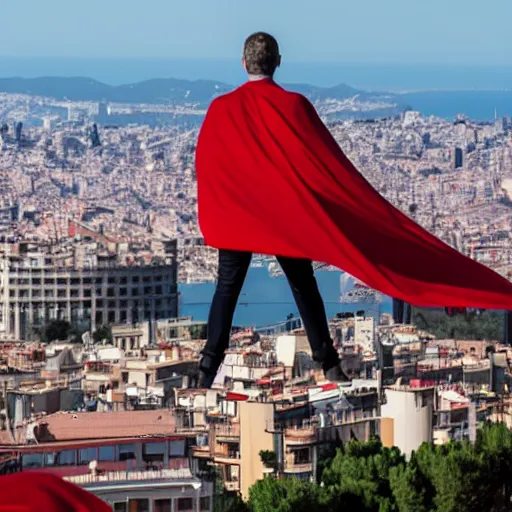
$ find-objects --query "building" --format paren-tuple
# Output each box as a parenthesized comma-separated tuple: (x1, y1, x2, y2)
(0, 241, 178, 340)
(0, 410, 213, 512)
(453, 147, 463, 169)
(380, 384, 434, 458)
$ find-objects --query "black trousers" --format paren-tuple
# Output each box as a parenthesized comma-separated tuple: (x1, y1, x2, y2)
(200, 250, 338, 374)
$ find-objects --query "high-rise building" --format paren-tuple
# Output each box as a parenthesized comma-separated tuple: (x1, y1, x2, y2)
(453, 147, 463, 169)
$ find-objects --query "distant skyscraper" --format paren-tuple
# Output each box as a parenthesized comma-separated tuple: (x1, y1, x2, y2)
(0, 123, 8, 141)
(15, 122, 23, 143)
(90, 124, 101, 148)
(453, 147, 463, 169)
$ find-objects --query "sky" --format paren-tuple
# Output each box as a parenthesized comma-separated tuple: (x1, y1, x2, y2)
(2, 0, 512, 66)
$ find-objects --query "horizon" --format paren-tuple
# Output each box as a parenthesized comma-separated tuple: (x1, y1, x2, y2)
(1, 57, 512, 92)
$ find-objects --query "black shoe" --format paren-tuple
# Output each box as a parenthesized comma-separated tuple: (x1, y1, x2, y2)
(323, 362, 351, 384)
(197, 370, 216, 389)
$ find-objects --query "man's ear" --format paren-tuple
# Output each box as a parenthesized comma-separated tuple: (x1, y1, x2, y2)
(242, 58, 247, 72)
(277, 55, 282, 68)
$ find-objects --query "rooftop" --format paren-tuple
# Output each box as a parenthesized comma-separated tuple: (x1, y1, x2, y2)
(34, 410, 176, 442)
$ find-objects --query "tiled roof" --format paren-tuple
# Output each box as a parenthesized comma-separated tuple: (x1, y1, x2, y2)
(36, 410, 176, 442)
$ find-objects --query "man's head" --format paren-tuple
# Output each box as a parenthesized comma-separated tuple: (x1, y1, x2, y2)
(243, 32, 281, 77)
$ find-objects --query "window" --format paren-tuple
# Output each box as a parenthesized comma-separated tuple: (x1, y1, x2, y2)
(70, 290, 79, 298)
(200, 497, 211, 511)
(119, 443, 136, 461)
(128, 500, 149, 512)
(120, 300, 128, 308)
(131, 288, 139, 297)
(132, 276, 140, 283)
(83, 278, 92, 285)
(108, 277, 116, 285)
(143, 276, 151, 283)
(70, 278, 80, 285)
(120, 311, 127, 323)
(113, 504, 127, 512)
(154, 499, 171, 512)
(120, 288, 127, 296)
(57, 290, 67, 298)
(122, 372, 129, 384)
(169, 439, 186, 458)
(108, 311, 116, 323)
(79, 447, 97, 465)
(83, 289, 92, 297)
(120, 277, 128, 285)
(45, 450, 76, 466)
(107, 288, 115, 297)
(177, 498, 194, 511)
(144, 286, 152, 295)
(99, 445, 115, 461)
(96, 299, 104, 308)
(143, 442, 166, 464)
(155, 285, 163, 295)
(108, 300, 116, 309)
(22, 453, 43, 469)
(95, 277, 103, 285)
(57, 278, 67, 285)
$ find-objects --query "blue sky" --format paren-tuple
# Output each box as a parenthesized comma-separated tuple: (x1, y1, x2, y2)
(2, 0, 511, 65)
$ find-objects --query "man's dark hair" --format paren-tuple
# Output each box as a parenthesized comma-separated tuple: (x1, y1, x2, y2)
(243, 32, 280, 76)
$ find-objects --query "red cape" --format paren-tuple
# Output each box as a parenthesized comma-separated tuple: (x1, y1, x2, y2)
(0, 472, 111, 511)
(196, 78, 512, 309)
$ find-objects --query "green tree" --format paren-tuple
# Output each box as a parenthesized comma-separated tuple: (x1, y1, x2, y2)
(93, 325, 113, 344)
(259, 450, 278, 472)
(321, 438, 404, 512)
(389, 452, 433, 512)
(248, 476, 329, 512)
(40, 319, 72, 342)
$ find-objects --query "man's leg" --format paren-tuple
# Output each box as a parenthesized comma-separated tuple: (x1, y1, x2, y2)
(277, 256, 349, 382)
(199, 249, 252, 388)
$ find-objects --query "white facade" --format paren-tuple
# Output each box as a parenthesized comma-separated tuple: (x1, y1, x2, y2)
(0, 250, 178, 340)
(381, 386, 434, 458)
(354, 317, 375, 352)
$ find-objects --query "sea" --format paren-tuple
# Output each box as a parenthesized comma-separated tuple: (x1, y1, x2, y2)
(1, 57, 512, 121)
(179, 266, 393, 328)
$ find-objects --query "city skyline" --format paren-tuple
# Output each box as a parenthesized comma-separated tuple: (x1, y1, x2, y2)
(2, 0, 512, 67)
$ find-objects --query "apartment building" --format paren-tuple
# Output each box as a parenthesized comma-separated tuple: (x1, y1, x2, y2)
(0, 240, 178, 339)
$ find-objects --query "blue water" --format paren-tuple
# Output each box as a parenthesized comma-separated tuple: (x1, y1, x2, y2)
(178, 267, 392, 327)
(1, 57, 512, 120)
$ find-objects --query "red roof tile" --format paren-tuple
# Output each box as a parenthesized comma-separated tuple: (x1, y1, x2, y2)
(36, 410, 176, 442)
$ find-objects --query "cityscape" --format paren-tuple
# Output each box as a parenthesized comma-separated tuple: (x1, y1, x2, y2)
(1, 1, 512, 510)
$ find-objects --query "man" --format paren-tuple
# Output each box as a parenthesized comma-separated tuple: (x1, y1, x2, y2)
(195, 33, 512, 387)
(196, 33, 348, 388)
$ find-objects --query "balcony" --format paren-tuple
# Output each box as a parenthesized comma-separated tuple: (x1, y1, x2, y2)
(283, 463, 313, 474)
(214, 424, 240, 441)
(64, 467, 197, 488)
(224, 481, 240, 492)
(284, 426, 316, 446)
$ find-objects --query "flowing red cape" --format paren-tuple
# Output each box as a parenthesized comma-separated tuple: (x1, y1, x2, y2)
(0, 472, 111, 511)
(196, 78, 512, 309)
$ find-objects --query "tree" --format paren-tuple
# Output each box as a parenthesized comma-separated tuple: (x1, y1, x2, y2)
(389, 453, 433, 512)
(248, 476, 329, 512)
(322, 438, 404, 512)
(93, 325, 113, 344)
(259, 450, 278, 473)
(40, 319, 72, 342)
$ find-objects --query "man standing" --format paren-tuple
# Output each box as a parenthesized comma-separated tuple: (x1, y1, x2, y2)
(195, 33, 512, 387)
(195, 33, 348, 388)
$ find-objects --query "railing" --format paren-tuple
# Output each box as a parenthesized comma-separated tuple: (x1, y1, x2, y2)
(214, 424, 240, 438)
(283, 463, 313, 474)
(64, 468, 194, 486)
(224, 481, 240, 492)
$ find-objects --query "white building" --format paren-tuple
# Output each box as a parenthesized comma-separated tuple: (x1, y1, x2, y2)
(381, 385, 434, 458)
(0, 242, 178, 340)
